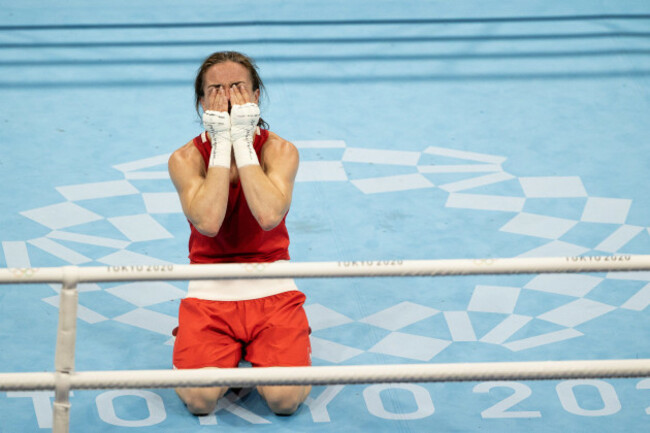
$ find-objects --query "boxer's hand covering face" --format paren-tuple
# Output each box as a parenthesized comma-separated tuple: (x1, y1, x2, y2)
(230, 84, 260, 168)
(202, 87, 232, 168)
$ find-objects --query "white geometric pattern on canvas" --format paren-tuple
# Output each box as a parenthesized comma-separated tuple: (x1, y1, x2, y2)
(5, 140, 648, 365)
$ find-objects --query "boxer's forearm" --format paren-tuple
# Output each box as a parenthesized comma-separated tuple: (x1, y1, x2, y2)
(182, 109, 232, 237)
(230, 102, 288, 230)
(238, 165, 291, 231)
(185, 167, 230, 237)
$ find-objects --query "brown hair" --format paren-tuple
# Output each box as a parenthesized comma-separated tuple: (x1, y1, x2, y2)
(194, 51, 268, 129)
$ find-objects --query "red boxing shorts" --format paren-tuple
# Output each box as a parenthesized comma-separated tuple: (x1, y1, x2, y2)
(173, 291, 311, 369)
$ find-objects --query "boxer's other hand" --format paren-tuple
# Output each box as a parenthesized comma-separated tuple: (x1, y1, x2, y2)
(230, 83, 256, 107)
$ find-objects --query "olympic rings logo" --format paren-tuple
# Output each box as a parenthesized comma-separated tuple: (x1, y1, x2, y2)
(243, 263, 269, 273)
(10, 267, 38, 278)
(472, 259, 496, 266)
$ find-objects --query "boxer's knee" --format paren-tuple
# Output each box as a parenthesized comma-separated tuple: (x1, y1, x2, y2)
(176, 387, 227, 416)
(258, 385, 311, 415)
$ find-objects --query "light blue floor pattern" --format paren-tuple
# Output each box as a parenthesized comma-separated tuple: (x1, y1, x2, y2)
(1, 1, 650, 432)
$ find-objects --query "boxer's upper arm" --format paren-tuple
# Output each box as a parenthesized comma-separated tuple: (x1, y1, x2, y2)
(168, 141, 206, 223)
(261, 133, 299, 205)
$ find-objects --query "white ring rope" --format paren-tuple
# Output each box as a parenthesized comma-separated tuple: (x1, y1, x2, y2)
(1, 359, 649, 391)
(1, 255, 650, 284)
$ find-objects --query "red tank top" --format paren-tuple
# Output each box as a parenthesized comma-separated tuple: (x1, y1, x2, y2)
(188, 129, 290, 264)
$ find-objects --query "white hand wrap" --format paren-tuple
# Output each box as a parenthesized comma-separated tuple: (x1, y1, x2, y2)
(202, 110, 231, 168)
(230, 103, 260, 168)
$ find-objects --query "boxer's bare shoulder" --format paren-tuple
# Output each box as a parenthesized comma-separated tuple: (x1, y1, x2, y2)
(261, 131, 299, 171)
(169, 140, 205, 179)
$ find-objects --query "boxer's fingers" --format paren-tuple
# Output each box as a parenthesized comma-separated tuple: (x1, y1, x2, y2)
(216, 87, 228, 112)
(230, 84, 244, 105)
(237, 83, 253, 104)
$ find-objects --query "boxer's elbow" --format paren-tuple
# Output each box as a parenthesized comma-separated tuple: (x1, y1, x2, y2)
(256, 211, 284, 232)
(199, 227, 221, 237)
(195, 223, 221, 238)
(187, 202, 228, 238)
(191, 216, 224, 238)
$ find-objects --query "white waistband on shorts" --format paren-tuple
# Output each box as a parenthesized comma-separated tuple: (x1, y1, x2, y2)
(186, 277, 299, 301)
